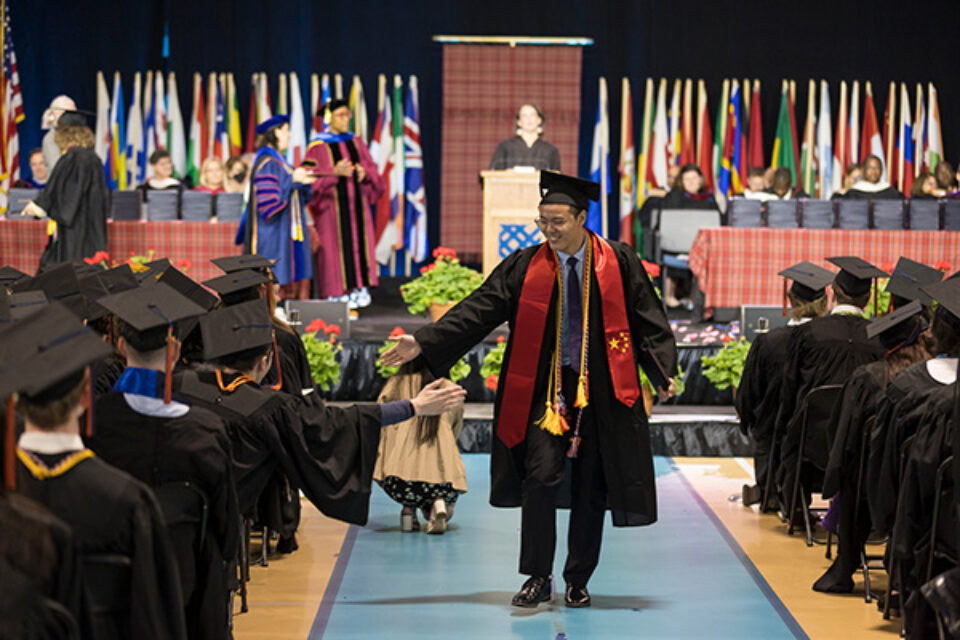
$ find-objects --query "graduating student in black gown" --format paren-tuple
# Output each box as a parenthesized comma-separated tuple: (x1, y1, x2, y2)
(814, 301, 932, 593)
(89, 283, 239, 640)
(773, 257, 887, 513)
(737, 261, 832, 508)
(4, 303, 187, 640)
(380, 171, 677, 608)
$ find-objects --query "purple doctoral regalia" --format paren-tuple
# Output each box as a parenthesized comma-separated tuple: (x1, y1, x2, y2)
(304, 132, 384, 298)
(235, 146, 312, 286)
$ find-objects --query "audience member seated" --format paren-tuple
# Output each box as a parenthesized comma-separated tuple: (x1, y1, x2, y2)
(842, 155, 902, 199)
(831, 163, 863, 199)
(224, 156, 249, 194)
(910, 170, 939, 199)
(934, 160, 956, 194)
(194, 157, 226, 194)
(743, 166, 774, 201)
(13, 148, 47, 189)
(139, 149, 183, 199)
(766, 167, 808, 200)
(661, 163, 717, 209)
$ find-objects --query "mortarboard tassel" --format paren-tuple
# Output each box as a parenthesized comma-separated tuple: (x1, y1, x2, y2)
(4, 396, 15, 490)
(782, 279, 788, 318)
(268, 330, 283, 391)
(873, 280, 878, 317)
(164, 325, 174, 404)
(84, 366, 94, 438)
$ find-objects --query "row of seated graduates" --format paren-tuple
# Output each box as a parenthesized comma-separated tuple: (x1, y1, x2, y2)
(0, 254, 421, 639)
(736, 255, 960, 637)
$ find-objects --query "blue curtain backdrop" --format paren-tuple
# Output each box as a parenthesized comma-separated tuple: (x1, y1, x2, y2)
(12, 0, 960, 248)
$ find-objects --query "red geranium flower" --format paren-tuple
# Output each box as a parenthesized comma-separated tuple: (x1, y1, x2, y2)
(641, 260, 661, 278)
(83, 250, 110, 265)
(496, 335, 506, 344)
(432, 246, 457, 261)
(324, 324, 341, 337)
(176, 259, 192, 272)
(419, 263, 436, 274)
(485, 374, 499, 391)
(305, 318, 327, 334)
(881, 262, 895, 275)
(935, 260, 952, 273)
(389, 326, 406, 339)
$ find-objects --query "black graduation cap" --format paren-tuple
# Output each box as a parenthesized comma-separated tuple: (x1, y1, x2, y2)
(539, 171, 601, 212)
(135, 258, 172, 283)
(826, 256, 889, 298)
(211, 254, 276, 275)
(200, 299, 274, 361)
(0, 266, 28, 291)
(920, 278, 960, 324)
(10, 262, 91, 320)
(204, 270, 269, 306)
(7, 291, 48, 321)
(866, 300, 926, 350)
(778, 261, 833, 302)
(99, 283, 206, 348)
(154, 266, 219, 311)
(885, 257, 944, 307)
(56, 109, 94, 128)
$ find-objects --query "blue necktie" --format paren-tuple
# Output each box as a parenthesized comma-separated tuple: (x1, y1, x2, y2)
(567, 256, 582, 372)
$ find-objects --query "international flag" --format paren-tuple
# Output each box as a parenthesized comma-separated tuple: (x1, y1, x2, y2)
(245, 74, 256, 153)
(320, 74, 331, 129)
(883, 82, 897, 189)
(211, 75, 228, 163)
(913, 83, 925, 175)
(816, 80, 833, 199)
(898, 82, 914, 194)
(185, 72, 205, 186)
(349, 75, 368, 143)
(125, 72, 143, 188)
(679, 78, 695, 165)
(618, 77, 636, 246)
(106, 71, 126, 190)
(860, 81, 884, 179)
(712, 79, 729, 192)
(143, 71, 156, 178)
(771, 81, 797, 186)
(927, 83, 943, 173)
(635, 78, 653, 208)
(0, 0, 23, 206)
(647, 78, 668, 190)
(696, 79, 714, 192)
(717, 80, 744, 200)
(153, 71, 167, 152)
(403, 75, 428, 264)
(799, 79, 817, 197)
(94, 71, 110, 163)
(788, 81, 801, 177)
(375, 75, 405, 270)
(287, 72, 307, 165)
(371, 74, 395, 265)
(666, 79, 681, 167)
(587, 77, 610, 236)
(334, 73, 343, 99)
(309, 73, 322, 139)
(276, 73, 288, 115)
(166, 72, 186, 179)
(746, 80, 764, 170)
(832, 81, 848, 195)
(848, 81, 860, 166)
(256, 72, 272, 122)
(204, 73, 216, 158)
(226, 73, 242, 157)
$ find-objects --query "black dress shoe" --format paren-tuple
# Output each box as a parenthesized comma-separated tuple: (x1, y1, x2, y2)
(511, 576, 552, 607)
(741, 484, 762, 506)
(565, 584, 591, 608)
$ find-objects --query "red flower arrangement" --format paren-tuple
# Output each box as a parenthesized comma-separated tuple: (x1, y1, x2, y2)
(432, 246, 458, 261)
(485, 374, 499, 392)
(389, 326, 406, 339)
(83, 250, 111, 267)
(305, 318, 327, 334)
(936, 260, 952, 273)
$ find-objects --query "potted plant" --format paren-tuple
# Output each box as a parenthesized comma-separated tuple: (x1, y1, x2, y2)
(400, 247, 483, 321)
(302, 318, 343, 392)
(480, 335, 507, 391)
(700, 339, 751, 398)
(378, 325, 471, 382)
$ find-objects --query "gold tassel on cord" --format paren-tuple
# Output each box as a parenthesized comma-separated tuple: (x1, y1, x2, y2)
(535, 403, 566, 436)
(575, 375, 589, 409)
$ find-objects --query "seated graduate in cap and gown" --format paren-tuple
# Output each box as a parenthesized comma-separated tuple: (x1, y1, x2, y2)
(4, 303, 187, 640)
(380, 171, 677, 608)
(304, 99, 384, 304)
(22, 111, 108, 270)
(87, 283, 239, 640)
(237, 115, 316, 300)
(814, 300, 931, 593)
(773, 257, 887, 511)
(172, 300, 465, 525)
(736, 261, 833, 509)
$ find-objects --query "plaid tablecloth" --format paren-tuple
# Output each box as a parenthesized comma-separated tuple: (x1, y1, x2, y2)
(688, 227, 960, 312)
(0, 219, 241, 282)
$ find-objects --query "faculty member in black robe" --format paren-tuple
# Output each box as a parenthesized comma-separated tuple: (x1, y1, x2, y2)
(381, 171, 677, 608)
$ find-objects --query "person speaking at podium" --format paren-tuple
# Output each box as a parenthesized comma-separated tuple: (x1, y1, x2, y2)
(489, 103, 561, 171)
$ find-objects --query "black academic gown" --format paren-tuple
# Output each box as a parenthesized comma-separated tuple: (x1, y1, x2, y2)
(89, 391, 239, 640)
(774, 313, 884, 501)
(414, 240, 677, 526)
(736, 324, 796, 489)
(35, 146, 109, 269)
(16, 450, 187, 640)
(843, 186, 904, 199)
(173, 368, 382, 524)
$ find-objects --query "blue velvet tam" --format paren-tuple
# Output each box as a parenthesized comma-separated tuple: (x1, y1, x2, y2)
(256, 114, 290, 135)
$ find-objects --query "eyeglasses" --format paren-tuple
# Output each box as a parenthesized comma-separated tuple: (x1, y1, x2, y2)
(533, 217, 571, 230)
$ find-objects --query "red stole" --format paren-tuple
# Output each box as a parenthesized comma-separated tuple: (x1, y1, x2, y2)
(497, 232, 641, 448)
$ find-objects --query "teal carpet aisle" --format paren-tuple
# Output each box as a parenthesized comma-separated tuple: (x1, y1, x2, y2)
(311, 456, 805, 639)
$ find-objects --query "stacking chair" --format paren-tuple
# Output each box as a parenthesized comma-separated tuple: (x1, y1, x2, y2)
(871, 199, 905, 230)
(765, 200, 799, 228)
(943, 199, 960, 231)
(7, 187, 38, 217)
(786, 384, 843, 547)
(854, 416, 886, 603)
(654, 208, 721, 288)
(799, 199, 834, 229)
(215, 192, 244, 222)
(908, 199, 942, 230)
(145, 189, 180, 221)
(883, 433, 918, 621)
(837, 200, 869, 229)
(110, 190, 142, 221)
(180, 190, 214, 221)
(926, 455, 956, 583)
(727, 198, 763, 227)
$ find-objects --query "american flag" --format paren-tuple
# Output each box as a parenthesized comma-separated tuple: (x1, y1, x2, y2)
(0, 0, 23, 209)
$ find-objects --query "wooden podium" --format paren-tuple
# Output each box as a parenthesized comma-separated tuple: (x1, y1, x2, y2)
(480, 170, 544, 277)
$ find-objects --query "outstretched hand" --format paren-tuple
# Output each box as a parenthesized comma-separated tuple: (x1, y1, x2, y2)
(378, 334, 422, 367)
(657, 379, 677, 403)
(411, 379, 467, 416)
